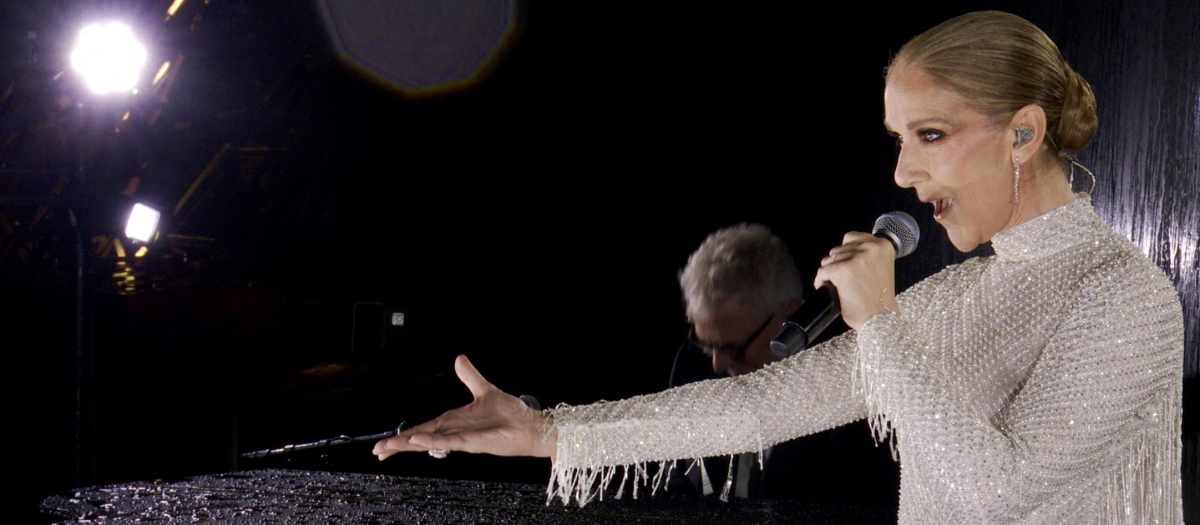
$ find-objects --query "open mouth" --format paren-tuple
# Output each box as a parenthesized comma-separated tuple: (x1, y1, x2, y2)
(933, 197, 954, 220)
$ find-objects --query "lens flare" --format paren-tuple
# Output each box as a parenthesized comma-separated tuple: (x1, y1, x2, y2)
(70, 22, 148, 95)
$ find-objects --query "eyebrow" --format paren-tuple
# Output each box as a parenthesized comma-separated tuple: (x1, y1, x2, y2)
(883, 117, 955, 133)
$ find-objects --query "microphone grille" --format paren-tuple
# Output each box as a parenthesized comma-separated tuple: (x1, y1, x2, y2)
(873, 211, 920, 258)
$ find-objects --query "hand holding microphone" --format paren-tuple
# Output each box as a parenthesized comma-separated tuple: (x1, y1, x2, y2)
(815, 231, 901, 329)
(771, 212, 918, 357)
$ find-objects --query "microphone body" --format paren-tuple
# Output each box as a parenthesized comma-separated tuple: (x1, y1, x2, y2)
(771, 285, 840, 354)
(770, 212, 919, 358)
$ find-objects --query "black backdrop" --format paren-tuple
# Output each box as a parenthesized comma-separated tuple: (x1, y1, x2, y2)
(4, 0, 1196, 523)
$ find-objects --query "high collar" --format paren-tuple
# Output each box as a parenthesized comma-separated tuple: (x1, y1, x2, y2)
(989, 193, 1099, 262)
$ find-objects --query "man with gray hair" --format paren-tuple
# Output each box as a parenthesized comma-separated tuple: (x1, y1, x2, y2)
(670, 223, 807, 499)
(678, 223, 804, 377)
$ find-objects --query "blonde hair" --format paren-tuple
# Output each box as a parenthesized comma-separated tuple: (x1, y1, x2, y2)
(887, 11, 1098, 156)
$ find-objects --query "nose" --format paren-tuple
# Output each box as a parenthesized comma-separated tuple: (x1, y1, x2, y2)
(893, 145, 926, 189)
(712, 349, 735, 376)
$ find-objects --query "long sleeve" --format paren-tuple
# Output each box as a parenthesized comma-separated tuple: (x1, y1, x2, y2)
(542, 195, 1183, 521)
(855, 257, 1185, 524)
(547, 328, 868, 505)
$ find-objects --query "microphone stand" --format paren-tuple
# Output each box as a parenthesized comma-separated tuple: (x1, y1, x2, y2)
(241, 422, 405, 459)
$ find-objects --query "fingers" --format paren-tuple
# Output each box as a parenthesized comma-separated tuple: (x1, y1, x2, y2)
(455, 355, 495, 400)
(817, 245, 861, 289)
(373, 442, 402, 460)
(822, 233, 868, 265)
(813, 266, 833, 291)
(373, 435, 411, 460)
(820, 233, 893, 268)
(842, 231, 874, 244)
(408, 431, 477, 454)
(373, 355, 506, 462)
(821, 247, 860, 266)
(375, 427, 496, 457)
(372, 413, 449, 459)
(815, 232, 875, 289)
(843, 232, 894, 256)
(815, 231, 899, 330)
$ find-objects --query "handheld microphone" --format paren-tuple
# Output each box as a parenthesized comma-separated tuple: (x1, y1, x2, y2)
(769, 212, 919, 358)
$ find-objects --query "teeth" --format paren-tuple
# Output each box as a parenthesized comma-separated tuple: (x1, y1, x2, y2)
(933, 198, 951, 218)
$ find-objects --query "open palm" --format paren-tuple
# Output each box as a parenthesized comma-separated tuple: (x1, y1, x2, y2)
(373, 355, 555, 460)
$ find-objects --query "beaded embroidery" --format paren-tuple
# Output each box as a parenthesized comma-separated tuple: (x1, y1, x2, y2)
(547, 195, 1183, 524)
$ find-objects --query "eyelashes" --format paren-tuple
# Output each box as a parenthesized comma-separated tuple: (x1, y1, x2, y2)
(918, 129, 945, 142)
(891, 128, 945, 148)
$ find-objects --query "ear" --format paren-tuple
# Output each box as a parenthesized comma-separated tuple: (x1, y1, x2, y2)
(1009, 104, 1049, 165)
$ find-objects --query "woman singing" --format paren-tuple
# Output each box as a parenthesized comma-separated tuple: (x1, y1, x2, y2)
(374, 11, 1184, 524)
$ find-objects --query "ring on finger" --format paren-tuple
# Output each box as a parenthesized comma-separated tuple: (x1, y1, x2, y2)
(428, 449, 450, 459)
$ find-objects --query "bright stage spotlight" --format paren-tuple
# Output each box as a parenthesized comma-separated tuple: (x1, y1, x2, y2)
(124, 203, 160, 243)
(70, 21, 148, 95)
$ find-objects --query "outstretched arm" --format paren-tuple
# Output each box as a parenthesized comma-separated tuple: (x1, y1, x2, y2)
(545, 329, 867, 504)
(373, 333, 869, 507)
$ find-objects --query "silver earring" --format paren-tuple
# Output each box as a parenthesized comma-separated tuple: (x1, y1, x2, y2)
(1012, 155, 1020, 203)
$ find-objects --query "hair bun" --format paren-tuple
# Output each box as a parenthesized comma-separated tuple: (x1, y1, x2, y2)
(1055, 67, 1098, 151)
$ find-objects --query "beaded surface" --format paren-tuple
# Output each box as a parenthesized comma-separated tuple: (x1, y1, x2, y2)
(548, 195, 1184, 524)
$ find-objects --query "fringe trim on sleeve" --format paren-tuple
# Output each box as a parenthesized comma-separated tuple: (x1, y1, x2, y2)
(546, 454, 758, 507)
(852, 328, 900, 461)
(1096, 390, 1184, 525)
(546, 401, 768, 507)
(547, 459, 682, 507)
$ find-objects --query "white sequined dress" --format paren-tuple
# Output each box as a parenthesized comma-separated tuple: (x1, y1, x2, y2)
(547, 195, 1184, 524)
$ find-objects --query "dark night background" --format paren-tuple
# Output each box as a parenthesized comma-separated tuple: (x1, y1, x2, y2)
(1, 0, 1195, 523)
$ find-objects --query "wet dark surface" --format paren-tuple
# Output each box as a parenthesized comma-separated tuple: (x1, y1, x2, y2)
(41, 469, 893, 524)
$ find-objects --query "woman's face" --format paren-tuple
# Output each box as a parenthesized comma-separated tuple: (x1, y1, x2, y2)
(884, 68, 1018, 252)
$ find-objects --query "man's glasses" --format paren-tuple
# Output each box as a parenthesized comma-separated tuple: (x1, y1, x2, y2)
(686, 313, 775, 360)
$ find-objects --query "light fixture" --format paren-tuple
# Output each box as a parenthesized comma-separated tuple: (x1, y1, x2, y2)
(124, 203, 160, 243)
(70, 21, 148, 95)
